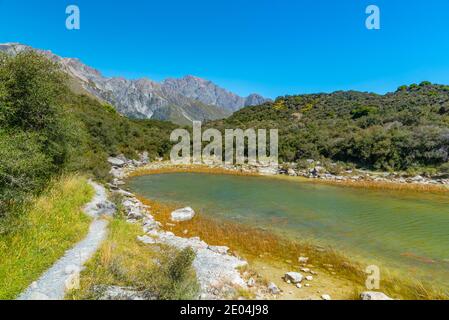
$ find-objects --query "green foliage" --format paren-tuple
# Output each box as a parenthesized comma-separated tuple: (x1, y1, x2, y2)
(0, 175, 93, 299)
(0, 130, 52, 215)
(350, 105, 378, 119)
(440, 162, 449, 174)
(67, 219, 199, 301)
(210, 87, 449, 172)
(0, 52, 70, 215)
(0, 52, 176, 218)
(167, 247, 196, 283)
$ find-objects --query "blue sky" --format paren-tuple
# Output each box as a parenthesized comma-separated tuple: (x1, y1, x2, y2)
(1, 0, 449, 98)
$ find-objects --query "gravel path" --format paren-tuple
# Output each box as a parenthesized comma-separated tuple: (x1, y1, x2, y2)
(17, 182, 115, 300)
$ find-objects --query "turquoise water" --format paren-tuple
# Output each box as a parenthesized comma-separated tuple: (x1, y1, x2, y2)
(127, 173, 449, 286)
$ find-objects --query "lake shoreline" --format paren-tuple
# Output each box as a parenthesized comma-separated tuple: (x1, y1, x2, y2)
(124, 161, 449, 194)
(107, 157, 448, 300)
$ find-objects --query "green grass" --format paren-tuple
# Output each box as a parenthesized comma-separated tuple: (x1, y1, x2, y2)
(67, 217, 199, 300)
(0, 175, 94, 299)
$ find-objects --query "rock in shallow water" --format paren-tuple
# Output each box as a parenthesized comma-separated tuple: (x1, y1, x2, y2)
(171, 207, 196, 222)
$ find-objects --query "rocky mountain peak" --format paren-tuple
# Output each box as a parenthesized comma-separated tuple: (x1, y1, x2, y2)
(0, 43, 269, 124)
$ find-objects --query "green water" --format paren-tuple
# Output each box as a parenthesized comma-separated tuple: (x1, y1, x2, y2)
(127, 173, 449, 286)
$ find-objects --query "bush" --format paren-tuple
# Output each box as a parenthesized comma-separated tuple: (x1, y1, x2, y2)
(350, 105, 378, 119)
(0, 52, 176, 220)
(168, 247, 196, 283)
(440, 162, 449, 174)
(0, 130, 53, 216)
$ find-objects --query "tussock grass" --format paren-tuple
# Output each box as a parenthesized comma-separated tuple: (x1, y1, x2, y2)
(67, 217, 199, 300)
(0, 175, 94, 300)
(140, 197, 449, 300)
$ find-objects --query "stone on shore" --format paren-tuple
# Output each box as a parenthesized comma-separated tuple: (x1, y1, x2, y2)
(94, 285, 150, 300)
(108, 157, 126, 167)
(360, 291, 393, 300)
(247, 278, 256, 287)
(208, 245, 229, 255)
(268, 282, 280, 294)
(171, 207, 196, 222)
(285, 272, 303, 284)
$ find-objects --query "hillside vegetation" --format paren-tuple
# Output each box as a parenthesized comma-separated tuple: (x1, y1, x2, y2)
(209, 85, 449, 174)
(0, 51, 176, 221)
(0, 175, 93, 299)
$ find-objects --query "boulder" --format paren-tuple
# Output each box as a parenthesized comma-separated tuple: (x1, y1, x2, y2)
(108, 157, 126, 167)
(285, 272, 303, 284)
(113, 189, 134, 197)
(360, 291, 393, 300)
(321, 294, 332, 300)
(171, 207, 196, 222)
(140, 151, 150, 164)
(268, 282, 280, 295)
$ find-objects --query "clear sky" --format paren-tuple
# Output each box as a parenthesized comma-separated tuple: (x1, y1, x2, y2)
(1, 0, 449, 98)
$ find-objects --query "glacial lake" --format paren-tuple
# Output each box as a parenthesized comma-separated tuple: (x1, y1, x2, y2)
(127, 173, 449, 287)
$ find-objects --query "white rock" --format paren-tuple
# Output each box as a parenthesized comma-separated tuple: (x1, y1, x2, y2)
(247, 278, 256, 287)
(285, 272, 303, 284)
(170, 207, 196, 222)
(298, 256, 309, 264)
(208, 246, 229, 255)
(108, 157, 126, 167)
(137, 235, 156, 245)
(296, 283, 302, 289)
(268, 282, 280, 294)
(114, 189, 134, 197)
(361, 291, 393, 300)
(95, 285, 148, 300)
(305, 276, 313, 281)
(321, 294, 332, 300)
(301, 268, 310, 273)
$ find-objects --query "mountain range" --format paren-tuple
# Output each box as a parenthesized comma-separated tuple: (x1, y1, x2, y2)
(0, 43, 269, 125)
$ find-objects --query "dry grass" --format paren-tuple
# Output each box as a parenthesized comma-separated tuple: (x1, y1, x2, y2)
(67, 216, 199, 300)
(294, 177, 449, 193)
(139, 197, 449, 300)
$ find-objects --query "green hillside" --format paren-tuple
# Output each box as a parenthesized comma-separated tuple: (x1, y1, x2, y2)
(0, 51, 176, 220)
(209, 85, 449, 174)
